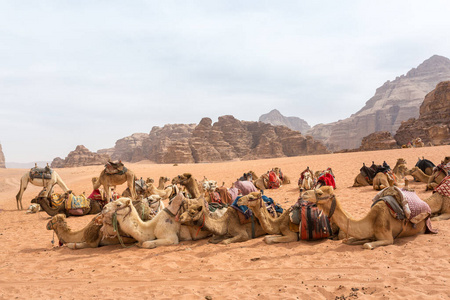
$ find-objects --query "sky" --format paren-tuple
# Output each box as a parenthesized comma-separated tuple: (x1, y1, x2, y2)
(1, 1, 450, 163)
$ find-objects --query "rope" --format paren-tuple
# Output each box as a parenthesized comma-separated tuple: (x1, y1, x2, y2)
(195, 213, 205, 238)
(112, 212, 136, 248)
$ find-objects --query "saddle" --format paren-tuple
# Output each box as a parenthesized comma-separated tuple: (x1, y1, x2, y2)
(434, 162, 450, 176)
(415, 158, 435, 174)
(359, 163, 377, 183)
(266, 171, 281, 189)
(104, 161, 127, 175)
(298, 168, 314, 186)
(65, 192, 90, 215)
(30, 166, 53, 180)
(289, 199, 332, 240)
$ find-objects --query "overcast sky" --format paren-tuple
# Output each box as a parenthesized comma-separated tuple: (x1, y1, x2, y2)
(1, 1, 450, 163)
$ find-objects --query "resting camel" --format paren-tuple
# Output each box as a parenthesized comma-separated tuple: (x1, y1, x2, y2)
(272, 167, 291, 184)
(172, 173, 202, 198)
(406, 167, 430, 183)
(236, 193, 340, 244)
(145, 182, 179, 200)
(93, 167, 136, 202)
(298, 168, 315, 192)
(179, 192, 267, 244)
(32, 192, 102, 217)
(372, 164, 408, 190)
(303, 186, 432, 249)
(423, 191, 450, 221)
(46, 214, 136, 249)
(101, 194, 211, 249)
(16, 168, 70, 210)
(426, 167, 449, 191)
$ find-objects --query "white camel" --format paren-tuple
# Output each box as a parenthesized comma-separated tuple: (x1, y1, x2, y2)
(16, 168, 70, 210)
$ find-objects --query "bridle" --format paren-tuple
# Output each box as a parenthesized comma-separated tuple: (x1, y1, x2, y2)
(310, 191, 337, 219)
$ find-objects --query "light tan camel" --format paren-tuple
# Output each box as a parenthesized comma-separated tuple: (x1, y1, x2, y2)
(16, 169, 70, 210)
(93, 167, 137, 201)
(46, 214, 136, 249)
(299, 171, 315, 192)
(145, 182, 179, 200)
(427, 169, 448, 191)
(101, 194, 211, 249)
(179, 192, 267, 244)
(406, 167, 430, 183)
(157, 176, 170, 190)
(392, 158, 407, 175)
(236, 193, 341, 244)
(423, 191, 450, 221)
(372, 165, 408, 190)
(412, 138, 424, 147)
(303, 186, 430, 249)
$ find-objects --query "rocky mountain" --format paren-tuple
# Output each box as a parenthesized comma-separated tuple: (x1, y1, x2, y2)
(359, 131, 399, 151)
(395, 81, 450, 146)
(308, 55, 450, 151)
(259, 109, 311, 134)
(51, 145, 110, 168)
(103, 115, 329, 164)
(0, 144, 5, 168)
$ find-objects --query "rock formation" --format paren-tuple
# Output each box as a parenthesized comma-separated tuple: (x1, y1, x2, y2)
(308, 55, 450, 151)
(395, 81, 450, 146)
(259, 109, 311, 134)
(0, 144, 5, 168)
(359, 131, 399, 151)
(106, 115, 329, 163)
(51, 145, 110, 168)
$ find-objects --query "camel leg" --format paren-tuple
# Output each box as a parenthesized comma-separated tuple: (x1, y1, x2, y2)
(221, 233, 250, 245)
(362, 230, 393, 250)
(139, 236, 179, 249)
(104, 184, 111, 203)
(16, 176, 28, 210)
(343, 238, 374, 245)
(66, 241, 99, 249)
(431, 213, 450, 221)
(208, 235, 228, 244)
(264, 233, 297, 244)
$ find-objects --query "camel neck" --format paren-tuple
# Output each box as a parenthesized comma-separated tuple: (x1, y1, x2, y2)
(202, 209, 228, 236)
(249, 201, 283, 235)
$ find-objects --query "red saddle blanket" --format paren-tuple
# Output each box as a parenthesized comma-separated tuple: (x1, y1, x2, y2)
(434, 175, 450, 197)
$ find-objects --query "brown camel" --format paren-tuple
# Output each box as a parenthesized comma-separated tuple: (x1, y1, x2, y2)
(179, 192, 267, 244)
(172, 173, 202, 198)
(373, 164, 408, 190)
(423, 191, 450, 221)
(157, 176, 170, 190)
(46, 214, 136, 249)
(32, 192, 102, 217)
(272, 167, 291, 184)
(353, 173, 371, 187)
(93, 165, 137, 201)
(427, 168, 449, 191)
(406, 167, 430, 183)
(303, 186, 432, 249)
(144, 182, 179, 200)
(236, 193, 341, 244)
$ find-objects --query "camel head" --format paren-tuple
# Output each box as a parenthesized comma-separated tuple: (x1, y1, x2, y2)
(236, 192, 262, 207)
(202, 179, 217, 191)
(46, 214, 67, 231)
(302, 186, 335, 204)
(102, 198, 133, 219)
(172, 173, 193, 185)
(405, 166, 419, 176)
(92, 177, 100, 189)
(159, 176, 170, 183)
(178, 203, 204, 224)
(395, 158, 407, 166)
(146, 178, 154, 184)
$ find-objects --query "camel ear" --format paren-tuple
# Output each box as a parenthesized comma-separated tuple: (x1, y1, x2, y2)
(183, 173, 192, 179)
(124, 199, 131, 206)
(196, 205, 203, 212)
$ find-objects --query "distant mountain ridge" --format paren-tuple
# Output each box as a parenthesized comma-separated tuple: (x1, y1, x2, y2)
(259, 109, 311, 134)
(307, 55, 450, 150)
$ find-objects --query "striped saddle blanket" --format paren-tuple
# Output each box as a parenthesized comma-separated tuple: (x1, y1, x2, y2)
(65, 193, 90, 210)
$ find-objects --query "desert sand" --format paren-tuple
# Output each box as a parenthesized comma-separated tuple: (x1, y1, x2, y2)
(0, 146, 449, 299)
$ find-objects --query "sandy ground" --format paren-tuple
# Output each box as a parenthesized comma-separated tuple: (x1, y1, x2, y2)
(0, 146, 449, 299)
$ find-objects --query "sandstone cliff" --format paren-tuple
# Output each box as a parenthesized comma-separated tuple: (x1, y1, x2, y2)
(394, 81, 450, 146)
(259, 109, 311, 134)
(308, 55, 450, 151)
(359, 131, 399, 151)
(106, 115, 329, 163)
(51, 145, 110, 168)
(0, 144, 5, 168)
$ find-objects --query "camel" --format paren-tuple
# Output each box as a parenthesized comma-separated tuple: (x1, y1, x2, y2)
(372, 164, 408, 190)
(272, 167, 291, 185)
(179, 192, 267, 244)
(172, 173, 202, 198)
(46, 214, 136, 249)
(16, 167, 70, 210)
(423, 191, 450, 221)
(302, 186, 433, 249)
(156, 176, 170, 189)
(145, 182, 179, 200)
(236, 193, 340, 244)
(412, 137, 424, 147)
(122, 178, 147, 198)
(101, 194, 211, 249)
(32, 192, 103, 217)
(415, 157, 435, 176)
(298, 167, 315, 192)
(406, 167, 430, 183)
(426, 165, 449, 191)
(93, 164, 137, 202)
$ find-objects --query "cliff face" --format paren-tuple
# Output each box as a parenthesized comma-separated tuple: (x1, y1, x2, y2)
(51, 145, 110, 168)
(307, 55, 450, 151)
(106, 115, 329, 163)
(259, 109, 311, 134)
(394, 81, 450, 146)
(359, 131, 399, 151)
(0, 144, 5, 168)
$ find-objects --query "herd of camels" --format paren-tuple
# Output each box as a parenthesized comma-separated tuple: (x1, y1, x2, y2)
(17, 156, 450, 251)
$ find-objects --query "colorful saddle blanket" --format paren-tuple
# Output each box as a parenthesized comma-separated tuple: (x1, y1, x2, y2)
(30, 166, 53, 180)
(289, 200, 332, 240)
(316, 173, 336, 189)
(434, 163, 450, 176)
(50, 193, 64, 207)
(434, 175, 450, 197)
(267, 171, 281, 189)
(234, 180, 257, 195)
(65, 193, 90, 215)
